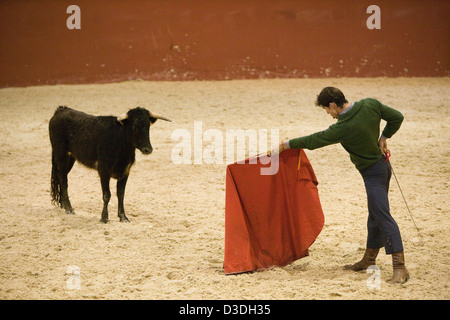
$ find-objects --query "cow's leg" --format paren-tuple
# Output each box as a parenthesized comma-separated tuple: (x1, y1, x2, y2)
(63, 156, 75, 214)
(117, 175, 130, 222)
(55, 153, 75, 214)
(99, 173, 111, 223)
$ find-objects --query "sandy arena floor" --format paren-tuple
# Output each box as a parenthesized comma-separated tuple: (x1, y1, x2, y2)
(0, 78, 448, 300)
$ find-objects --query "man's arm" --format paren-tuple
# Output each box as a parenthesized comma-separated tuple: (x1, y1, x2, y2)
(271, 124, 343, 156)
(380, 104, 404, 138)
(379, 103, 403, 156)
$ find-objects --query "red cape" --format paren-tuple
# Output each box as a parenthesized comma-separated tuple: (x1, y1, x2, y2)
(224, 149, 324, 274)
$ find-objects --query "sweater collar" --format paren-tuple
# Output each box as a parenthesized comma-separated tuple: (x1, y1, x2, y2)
(338, 102, 355, 119)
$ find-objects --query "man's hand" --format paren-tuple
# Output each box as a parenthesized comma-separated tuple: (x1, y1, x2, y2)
(378, 136, 390, 156)
(267, 141, 288, 157)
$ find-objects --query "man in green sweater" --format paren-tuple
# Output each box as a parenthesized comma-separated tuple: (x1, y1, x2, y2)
(278, 87, 410, 284)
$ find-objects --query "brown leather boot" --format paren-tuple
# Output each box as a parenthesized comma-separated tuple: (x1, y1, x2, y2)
(390, 251, 410, 284)
(344, 247, 380, 271)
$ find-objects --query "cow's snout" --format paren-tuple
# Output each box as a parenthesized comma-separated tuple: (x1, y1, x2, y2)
(140, 146, 153, 155)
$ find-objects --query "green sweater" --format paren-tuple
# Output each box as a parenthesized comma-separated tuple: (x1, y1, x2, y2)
(288, 98, 404, 170)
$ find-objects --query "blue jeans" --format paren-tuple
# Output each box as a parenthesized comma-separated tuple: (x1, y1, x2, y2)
(359, 156, 404, 254)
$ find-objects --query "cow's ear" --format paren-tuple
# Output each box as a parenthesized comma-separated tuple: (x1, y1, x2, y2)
(149, 116, 158, 125)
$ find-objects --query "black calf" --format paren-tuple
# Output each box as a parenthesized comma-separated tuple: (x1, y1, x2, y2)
(49, 106, 171, 223)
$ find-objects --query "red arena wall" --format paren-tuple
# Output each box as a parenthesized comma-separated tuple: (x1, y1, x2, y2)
(0, 0, 448, 87)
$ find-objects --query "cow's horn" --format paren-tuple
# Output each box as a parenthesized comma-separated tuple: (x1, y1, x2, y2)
(117, 112, 128, 125)
(150, 113, 172, 122)
(117, 112, 128, 121)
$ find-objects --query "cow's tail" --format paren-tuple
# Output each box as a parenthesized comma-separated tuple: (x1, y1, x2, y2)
(51, 153, 63, 208)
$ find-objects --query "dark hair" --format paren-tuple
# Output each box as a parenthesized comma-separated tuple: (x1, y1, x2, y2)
(315, 87, 348, 108)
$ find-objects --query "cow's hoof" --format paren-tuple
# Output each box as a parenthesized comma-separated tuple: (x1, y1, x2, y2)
(120, 217, 130, 223)
(100, 218, 109, 224)
(65, 209, 75, 215)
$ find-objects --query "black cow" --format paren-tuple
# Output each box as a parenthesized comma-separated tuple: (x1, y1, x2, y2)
(49, 106, 171, 223)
